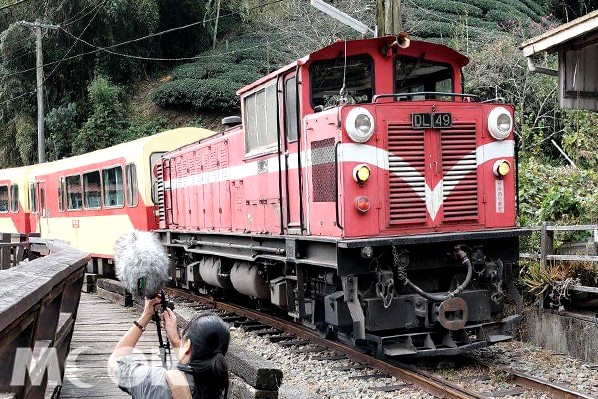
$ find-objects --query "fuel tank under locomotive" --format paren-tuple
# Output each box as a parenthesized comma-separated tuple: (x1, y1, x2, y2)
(167, 235, 522, 357)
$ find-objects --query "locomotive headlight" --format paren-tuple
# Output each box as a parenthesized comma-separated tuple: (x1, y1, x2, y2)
(353, 164, 371, 185)
(493, 159, 511, 177)
(487, 107, 513, 140)
(346, 107, 375, 143)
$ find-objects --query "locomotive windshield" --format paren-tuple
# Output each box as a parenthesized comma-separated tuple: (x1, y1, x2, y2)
(395, 55, 453, 100)
(310, 55, 373, 108)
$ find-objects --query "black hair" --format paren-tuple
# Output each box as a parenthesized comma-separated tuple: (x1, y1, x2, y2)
(178, 313, 230, 399)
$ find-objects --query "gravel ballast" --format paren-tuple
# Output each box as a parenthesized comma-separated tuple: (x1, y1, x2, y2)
(174, 302, 596, 399)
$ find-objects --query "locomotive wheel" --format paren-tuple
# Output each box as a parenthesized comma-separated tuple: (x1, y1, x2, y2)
(316, 324, 337, 340)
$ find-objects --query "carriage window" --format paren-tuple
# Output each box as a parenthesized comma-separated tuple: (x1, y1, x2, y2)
(0, 186, 8, 213)
(243, 82, 278, 154)
(126, 163, 138, 207)
(285, 77, 298, 142)
(83, 171, 102, 209)
(29, 183, 38, 213)
(10, 184, 18, 213)
(66, 175, 83, 210)
(58, 178, 66, 212)
(310, 55, 373, 108)
(103, 166, 124, 207)
(395, 56, 454, 100)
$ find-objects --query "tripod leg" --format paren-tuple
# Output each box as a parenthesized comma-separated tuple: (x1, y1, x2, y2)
(153, 311, 167, 368)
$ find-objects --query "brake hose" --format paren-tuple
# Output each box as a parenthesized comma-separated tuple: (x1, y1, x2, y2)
(397, 246, 474, 302)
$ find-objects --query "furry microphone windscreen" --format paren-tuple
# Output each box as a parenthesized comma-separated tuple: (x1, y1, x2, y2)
(114, 231, 170, 299)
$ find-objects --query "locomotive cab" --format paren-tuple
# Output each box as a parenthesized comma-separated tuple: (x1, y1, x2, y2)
(160, 36, 531, 358)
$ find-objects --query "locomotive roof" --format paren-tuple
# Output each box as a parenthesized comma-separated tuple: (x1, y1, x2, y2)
(237, 35, 470, 96)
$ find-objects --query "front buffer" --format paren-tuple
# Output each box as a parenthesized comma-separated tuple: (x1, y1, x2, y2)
(328, 228, 529, 358)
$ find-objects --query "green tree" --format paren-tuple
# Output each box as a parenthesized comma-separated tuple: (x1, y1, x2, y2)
(46, 103, 78, 161)
(73, 76, 129, 154)
(12, 113, 36, 165)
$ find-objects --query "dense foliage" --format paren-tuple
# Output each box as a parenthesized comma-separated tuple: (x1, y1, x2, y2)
(151, 36, 283, 112)
(0, 0, 213, 162)
(0, 0, 597, 237)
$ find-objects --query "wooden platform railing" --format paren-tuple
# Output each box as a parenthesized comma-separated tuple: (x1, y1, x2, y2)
(0, 233, 31, 270)
(539, 222, 598, 295)
(0, 239, 90, 399)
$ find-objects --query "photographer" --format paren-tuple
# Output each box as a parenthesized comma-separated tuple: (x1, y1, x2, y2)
(108, 296, 230, 399)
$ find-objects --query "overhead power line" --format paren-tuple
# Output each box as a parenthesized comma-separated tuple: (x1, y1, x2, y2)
(0, 0, 30, 11)
(2, 0, 289, 79)
(44, 0, 108, 82)
(60, 28, 284, 62)
(0, 90, 34, 107)
(0, 0, 89, 67)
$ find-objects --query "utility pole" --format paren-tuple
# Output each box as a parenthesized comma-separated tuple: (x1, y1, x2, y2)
(212, 0, 221, 50)
(377, 0, 402, 36)
(17, 19, 59, 163)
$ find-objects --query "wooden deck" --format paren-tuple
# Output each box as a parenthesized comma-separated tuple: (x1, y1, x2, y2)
(61, 293, 164, 398)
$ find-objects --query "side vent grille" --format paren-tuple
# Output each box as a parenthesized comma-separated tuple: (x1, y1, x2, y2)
(441, 122, 478, 222)
(311, 138, 336, 202)
(387, 122, 427, 225)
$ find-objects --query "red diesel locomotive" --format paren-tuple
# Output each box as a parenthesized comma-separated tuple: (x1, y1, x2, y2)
(157, 36, 530, 357)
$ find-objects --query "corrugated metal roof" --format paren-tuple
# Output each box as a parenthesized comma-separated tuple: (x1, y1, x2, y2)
(520, 10, 598, 56)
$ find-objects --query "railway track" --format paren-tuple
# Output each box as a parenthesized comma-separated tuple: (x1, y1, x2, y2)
(165, 287, 595, 399)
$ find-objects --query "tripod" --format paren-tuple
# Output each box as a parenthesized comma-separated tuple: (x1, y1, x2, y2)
(152, 291, 173, 368)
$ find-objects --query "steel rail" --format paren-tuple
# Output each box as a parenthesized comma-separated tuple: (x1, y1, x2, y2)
(166, 288, 484, 399)
(167, 288, 597, 399)
(473, 359, 596, 399)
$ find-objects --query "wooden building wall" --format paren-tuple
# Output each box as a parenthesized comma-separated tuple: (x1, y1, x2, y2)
(558, 36, 598, 111)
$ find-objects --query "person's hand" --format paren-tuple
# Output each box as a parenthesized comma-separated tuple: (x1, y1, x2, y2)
(141, 295, 161, 320)
(162, 308, 181, 347)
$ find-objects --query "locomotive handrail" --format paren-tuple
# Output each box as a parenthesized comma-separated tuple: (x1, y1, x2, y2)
(170, 240, 286, 256)
(166, 158, 179, 227)
(372, 92, 480, 102)
(334, 141, 343, 230)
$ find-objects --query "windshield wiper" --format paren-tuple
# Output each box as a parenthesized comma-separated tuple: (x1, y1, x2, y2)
(397, 53, 426, 89)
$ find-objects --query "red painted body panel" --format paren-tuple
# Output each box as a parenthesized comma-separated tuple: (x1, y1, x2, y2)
(29, 158, 157, 236)
(0, 178, 30, 233)
(161, 37, 517, 241)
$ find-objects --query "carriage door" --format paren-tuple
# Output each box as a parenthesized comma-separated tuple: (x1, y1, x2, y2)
(282, 73, 303, 234)
(38, 181, 49, 235)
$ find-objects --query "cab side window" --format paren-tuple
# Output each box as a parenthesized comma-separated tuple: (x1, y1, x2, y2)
(83, 171, 102, 209)
(103, 166, 124, 207)
(243, 82, 278, 155)
(284, 77, 298, 142)
(29, 183, 38, 213)
(0, 185, 8, 213)
(66, 175, 83, 210)
(126, 163, 138, 207)
(310, 55, 374, 108)
(9, 184, 18, 213)
(58, 178, 66, 212)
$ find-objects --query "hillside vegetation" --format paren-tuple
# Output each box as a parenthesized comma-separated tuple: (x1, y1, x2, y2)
(0, 0, 597, 233)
